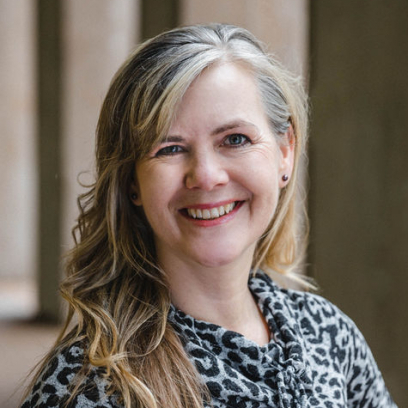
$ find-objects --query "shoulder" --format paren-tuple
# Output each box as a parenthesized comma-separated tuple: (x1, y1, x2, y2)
(252, 271, 348, 324)
(21, 341, 122, 408)
(252, 271, 369, 373)
(253, 271, 397, 407)
(282, 285, 396, 406)
(253, 271, 354, 325)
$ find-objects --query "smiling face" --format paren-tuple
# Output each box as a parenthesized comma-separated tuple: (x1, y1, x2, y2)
(132, 62, 294, 272)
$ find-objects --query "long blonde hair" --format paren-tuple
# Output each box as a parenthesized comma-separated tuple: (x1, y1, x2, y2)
(27, 24, 309, 408)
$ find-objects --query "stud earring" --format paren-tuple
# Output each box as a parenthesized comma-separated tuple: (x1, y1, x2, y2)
(282, 174, 289, 182)
(131, 193, 137, 200)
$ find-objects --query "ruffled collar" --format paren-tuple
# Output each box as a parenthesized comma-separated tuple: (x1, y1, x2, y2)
(168, 271, 313, 408)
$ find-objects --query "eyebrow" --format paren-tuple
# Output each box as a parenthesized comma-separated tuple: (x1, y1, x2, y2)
(210, 120, 259, 136)
(162, 135, 185, 143)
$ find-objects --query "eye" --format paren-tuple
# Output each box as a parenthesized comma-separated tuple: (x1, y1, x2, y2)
(223, 133, 251, 147)
(155, 145, 184, 157)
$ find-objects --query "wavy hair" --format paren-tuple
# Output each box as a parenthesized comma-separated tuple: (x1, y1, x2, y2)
(26, 24, 309, 408)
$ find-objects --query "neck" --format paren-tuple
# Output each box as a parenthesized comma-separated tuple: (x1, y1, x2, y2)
(161, 255, 270, 346)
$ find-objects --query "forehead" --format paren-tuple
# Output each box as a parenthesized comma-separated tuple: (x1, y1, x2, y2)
(167, 62, 270, 136)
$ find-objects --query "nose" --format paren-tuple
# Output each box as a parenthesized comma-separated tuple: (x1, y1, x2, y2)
(184, 150, 229, 191)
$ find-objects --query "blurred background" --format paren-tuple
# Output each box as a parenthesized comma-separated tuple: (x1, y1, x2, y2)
(1, 0, 407, 407)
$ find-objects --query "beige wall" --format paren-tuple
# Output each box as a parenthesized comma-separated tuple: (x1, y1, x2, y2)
(0, 0, 36, 280)
(181, 0, 309, 76)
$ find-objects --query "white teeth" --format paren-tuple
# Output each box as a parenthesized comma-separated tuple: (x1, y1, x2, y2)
(210, 208, 219, 218)
(186, 202, 238, 220)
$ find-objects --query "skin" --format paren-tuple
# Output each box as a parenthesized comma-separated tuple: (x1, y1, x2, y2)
(132, 62, 294, 345)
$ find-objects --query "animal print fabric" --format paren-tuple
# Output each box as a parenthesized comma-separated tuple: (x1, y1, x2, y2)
(21, 271, 396, 408)
(20, 343, 121, 408)
(168, 272, 396, 408)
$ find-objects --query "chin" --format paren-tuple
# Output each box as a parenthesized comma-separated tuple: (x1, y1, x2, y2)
(195, 258, 233, 268)
(191, 248, 252, 269)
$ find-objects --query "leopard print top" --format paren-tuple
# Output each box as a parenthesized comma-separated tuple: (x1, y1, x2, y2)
(21, 272, 396, 408)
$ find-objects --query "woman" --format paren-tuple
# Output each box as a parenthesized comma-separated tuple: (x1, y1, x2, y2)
(22, 24, 396, 408)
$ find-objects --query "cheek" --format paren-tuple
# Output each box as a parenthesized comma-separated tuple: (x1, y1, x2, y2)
(247, 159, 281, 218)
(137, 167, 179, 219)
(245, 153, 281, 191)
(137, 166, 165, 202)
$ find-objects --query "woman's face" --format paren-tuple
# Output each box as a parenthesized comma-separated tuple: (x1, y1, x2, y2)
(132, 62, 294, 271)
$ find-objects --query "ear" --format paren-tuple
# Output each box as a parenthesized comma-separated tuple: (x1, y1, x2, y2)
(278, 124, 295, 188)
(129, 180, 143, 206)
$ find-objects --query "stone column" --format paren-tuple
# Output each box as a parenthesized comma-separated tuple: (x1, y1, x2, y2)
(309, 1, 408, 405)
(0, 0, 36, 318)
(62, 0, 139, 256)
(36, 0, 139, 321)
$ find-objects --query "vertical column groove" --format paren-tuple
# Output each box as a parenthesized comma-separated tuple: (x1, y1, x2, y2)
(141, 0, 179, 40)
(37, 0, 63, 322)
